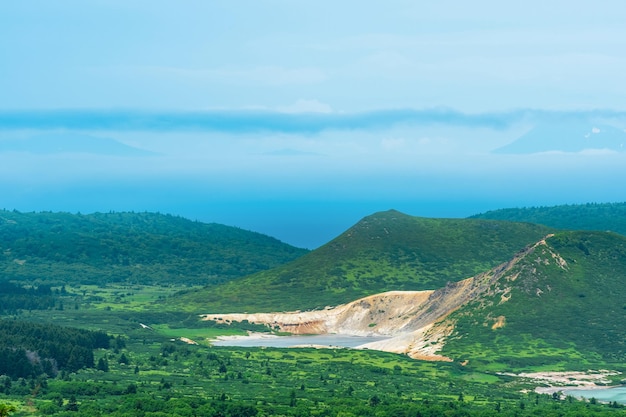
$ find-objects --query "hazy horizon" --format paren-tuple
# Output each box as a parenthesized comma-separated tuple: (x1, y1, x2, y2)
(2, 1, 626, 248)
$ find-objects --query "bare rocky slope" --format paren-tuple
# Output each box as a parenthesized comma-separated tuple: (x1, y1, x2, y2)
(203, 235, 560, 360)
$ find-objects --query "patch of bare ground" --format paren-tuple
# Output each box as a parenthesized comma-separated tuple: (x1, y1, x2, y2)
(505, 370, 623, 394)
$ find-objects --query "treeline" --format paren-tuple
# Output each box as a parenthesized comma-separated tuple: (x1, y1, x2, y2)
(0, 319, 110, 379)
(0, 281, 64, 314)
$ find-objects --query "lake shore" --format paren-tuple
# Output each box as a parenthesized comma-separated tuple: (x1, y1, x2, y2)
(536, 384, 620, 395)
(210, 331, 280, 342)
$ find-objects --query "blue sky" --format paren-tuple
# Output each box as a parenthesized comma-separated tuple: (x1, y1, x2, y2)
(2, 1, 626, 248)
(2, 1, 626, 111)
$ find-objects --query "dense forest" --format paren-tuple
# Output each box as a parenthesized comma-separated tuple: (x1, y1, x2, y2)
(0, 280, 65, 314)
(0, 319, 110, 379)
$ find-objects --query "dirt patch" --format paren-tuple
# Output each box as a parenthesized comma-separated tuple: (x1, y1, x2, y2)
(504, 370, 621, 389)
(491, 315, 506, 329)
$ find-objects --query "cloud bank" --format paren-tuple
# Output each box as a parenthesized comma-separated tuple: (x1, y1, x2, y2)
(3, 108, 625, 134)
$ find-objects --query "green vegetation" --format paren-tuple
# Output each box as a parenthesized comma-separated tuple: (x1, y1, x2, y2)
(0, 210, 308, 287)
(442, 231, 626, 371)
(172, 210, 553, 312)
(0, 404, 17, 417)
(470, 202, 626, 235)
(0, 319, 110, 379)
(1, 208, 626, 416)
(0, 326, 624, 416)
(0, 281, 59, 314)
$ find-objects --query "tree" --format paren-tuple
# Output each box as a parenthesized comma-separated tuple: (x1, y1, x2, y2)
(96, 357, 109, 372)
(369, 395, 381, 407)
(0, 404, 17, 417)
(65, 395, 78, 412)
(118, 353, 129, 365)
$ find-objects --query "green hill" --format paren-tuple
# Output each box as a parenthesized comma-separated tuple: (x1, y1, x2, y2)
(0, 210, 307, 286)
(440, 230, 626, 369)
(173, 210, 553, 312)
(470, 202, 626, 235)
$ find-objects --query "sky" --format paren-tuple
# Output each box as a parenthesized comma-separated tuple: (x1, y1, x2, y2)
(1, 1, 626, 248)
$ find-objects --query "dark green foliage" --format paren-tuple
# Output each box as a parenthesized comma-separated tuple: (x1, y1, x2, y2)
(0, 210, 308, 286)
(96, 358, 109, 372)
(0, 281, 58, 314)
(0, 318, 110, 378)
(174, 210, 552, 312)
(470, 202, 626, 236)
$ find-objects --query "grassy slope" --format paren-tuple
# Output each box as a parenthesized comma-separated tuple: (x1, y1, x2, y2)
(173, 210, 553, 313)
(0, 210, 308, 286)
(442, 230, 626, 371)
(470, 202, 626, 236)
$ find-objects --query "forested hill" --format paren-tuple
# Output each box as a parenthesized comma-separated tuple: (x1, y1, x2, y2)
(469, 202, 626, 235)
(173, 210, 554, 312)
(0, 211, 308, 286)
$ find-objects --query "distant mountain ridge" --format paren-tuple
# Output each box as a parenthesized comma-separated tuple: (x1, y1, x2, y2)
(172, 210, 553, 312)
(0, 210, 308, 286)
(0, 132, 155, 156)
(494, 121, 626, 154)
(470, 202, 626, 236)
